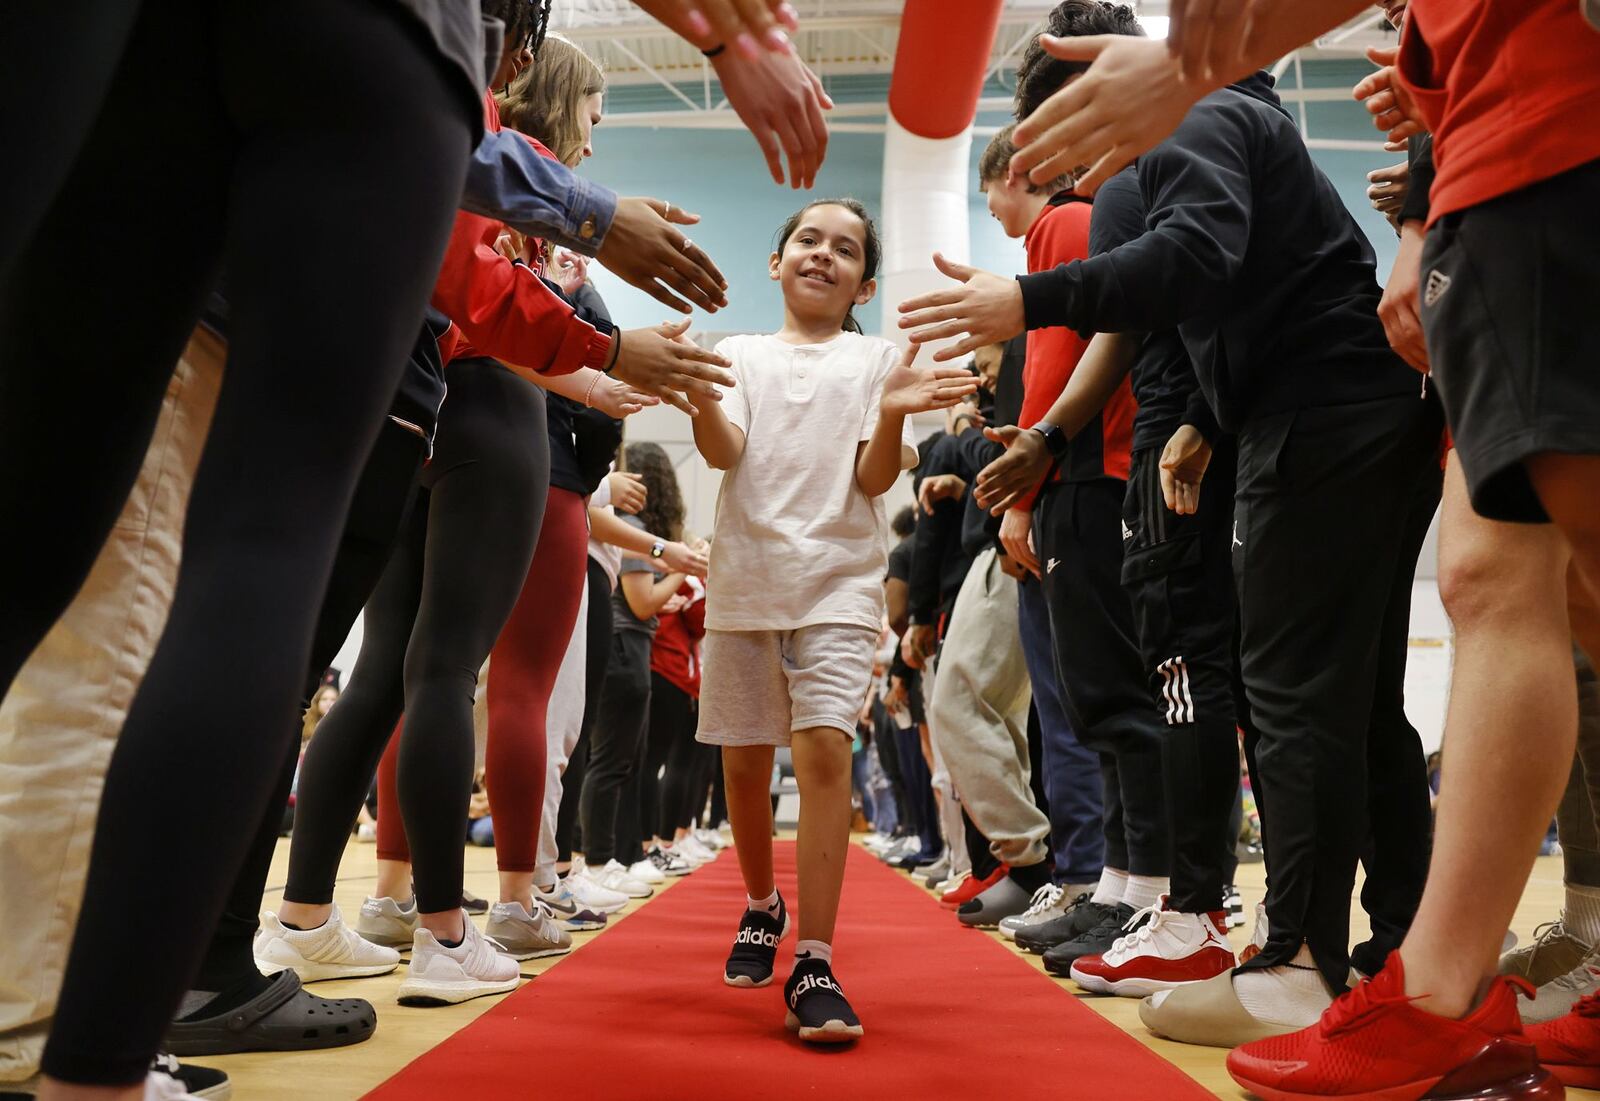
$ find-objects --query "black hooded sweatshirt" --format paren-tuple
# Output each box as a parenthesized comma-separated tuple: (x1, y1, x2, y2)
(1018, 72, 1415, 440)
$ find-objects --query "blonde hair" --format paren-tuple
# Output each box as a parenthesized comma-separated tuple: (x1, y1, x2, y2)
(497, 35, 605, 169)
(303, 685, 338, 744)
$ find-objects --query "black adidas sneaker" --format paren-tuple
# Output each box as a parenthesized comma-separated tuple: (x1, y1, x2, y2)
(723, 893, 791, 988)
(784, 955, 862, 1044)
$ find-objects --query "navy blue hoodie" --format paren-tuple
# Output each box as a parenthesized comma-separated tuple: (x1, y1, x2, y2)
(1018, 73, 1415, 439)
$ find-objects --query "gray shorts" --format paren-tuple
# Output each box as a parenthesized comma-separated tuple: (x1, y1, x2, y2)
(696, 624, 880, 747)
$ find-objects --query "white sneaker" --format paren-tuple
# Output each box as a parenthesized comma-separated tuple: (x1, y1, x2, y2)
(562, 870, 629, 915)
(396, 912, 521, 1006)
(627, 857, 667, 885)
(254, 904, 400, 982)
(999, 884, 1065, 941)
(485, 900, 573, 960)
(693, 827, 727, 851)
(593, 859, 653, 899)
(148, 1053, 228, 1100)
(677, 834, 719, 864)
(356, 822, 377, 843)
(647, 846, 695, 876)
(356, 894, 419, 948)
(1069, 900, 1236, 997)
(534, 880, 607, 931)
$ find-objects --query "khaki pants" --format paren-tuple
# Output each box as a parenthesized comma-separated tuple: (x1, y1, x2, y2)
(929, 550, 1045, 868)
(0, 335, 222, 1085)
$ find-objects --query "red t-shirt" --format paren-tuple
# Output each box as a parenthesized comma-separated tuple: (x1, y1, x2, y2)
(651, 582, 706, 699)
(1017, 199, 1136, 509)
(1398, 0, 1600, 224)
(428, 93, 610, 374)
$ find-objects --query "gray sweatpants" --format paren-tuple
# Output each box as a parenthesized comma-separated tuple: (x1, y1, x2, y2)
(929, 550, 1046, 868)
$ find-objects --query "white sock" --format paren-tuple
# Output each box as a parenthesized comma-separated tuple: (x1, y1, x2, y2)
(795, 939, 832, 964)
(1566, 883, 1600, 949)
(1091, 868, 1130, 907)
(747, 890, 780, 916)
(1234, 943, 1335, 1027)
(1123, 874, 1170, 912)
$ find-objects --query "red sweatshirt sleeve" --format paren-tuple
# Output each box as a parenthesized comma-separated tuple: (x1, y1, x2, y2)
(1015, 203, 1094, 511)
(429, 208, 614, 377)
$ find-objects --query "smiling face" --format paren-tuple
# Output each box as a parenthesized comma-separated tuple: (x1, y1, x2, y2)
(982, 173, 1041, 239)
(770, 203, 877, 327)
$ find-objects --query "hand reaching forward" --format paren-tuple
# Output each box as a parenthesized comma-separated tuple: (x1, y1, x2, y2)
(677, 0, 799, 59)
(662, 540, 710, 578)
(711, 47, 832, 189)
(897, 253, 1026, 362)
(879, 343, 980, 417)
(597, 198, 729, 315)
(606, 471, 649, 515)
(1352, 47, 1427, 145)
(974, 426, 1052, 514)
(917, 474, 967, 515)
(612, 319, 736, 417)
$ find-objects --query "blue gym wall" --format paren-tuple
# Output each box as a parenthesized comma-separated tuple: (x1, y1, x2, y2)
(583, 59, 1403, 334)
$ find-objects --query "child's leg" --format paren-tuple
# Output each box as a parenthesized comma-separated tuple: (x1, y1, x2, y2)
(722, 745, 777, 899)
(791, 727, 854, 945)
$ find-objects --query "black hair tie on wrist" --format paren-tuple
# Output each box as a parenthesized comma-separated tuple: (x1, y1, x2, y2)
(702, 43, 727, 58)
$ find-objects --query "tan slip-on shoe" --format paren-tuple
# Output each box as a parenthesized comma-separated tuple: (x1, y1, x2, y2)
(1137, 970, 1299, 1049)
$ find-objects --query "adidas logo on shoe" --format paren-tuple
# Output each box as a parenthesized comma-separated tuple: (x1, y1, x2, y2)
(736, 926, 780, 948)
(789, 971, 844, 1006)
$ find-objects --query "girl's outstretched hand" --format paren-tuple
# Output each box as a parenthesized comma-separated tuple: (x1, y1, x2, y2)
(879, 343, 980, 417)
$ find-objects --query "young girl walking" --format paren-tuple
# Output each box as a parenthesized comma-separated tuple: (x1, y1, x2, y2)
(691, 199, 977, 1042)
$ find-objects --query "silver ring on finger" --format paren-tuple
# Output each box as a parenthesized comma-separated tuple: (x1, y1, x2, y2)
(680, 237, 694, 252)
(664, 202, 673, 220)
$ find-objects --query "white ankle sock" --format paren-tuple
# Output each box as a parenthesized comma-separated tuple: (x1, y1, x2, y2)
(1234, 943, 1335, 1027)
(1091, 868, 1129, 907)
(795, 939, 832, 964)
(1123, 874, 1169, 912)
(748, 890, 780, 916)
(1565, 883, 1600, 948)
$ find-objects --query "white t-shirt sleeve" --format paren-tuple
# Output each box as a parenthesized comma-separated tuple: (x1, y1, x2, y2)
(715, 337, 750, 438)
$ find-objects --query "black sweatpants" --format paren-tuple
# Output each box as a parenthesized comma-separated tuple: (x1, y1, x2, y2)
(580, 628, 654, 866)
(193, 419, 427, 995)
(284, 361, 549, 915)
(1122, 441, 1243, 915)
(1035, 479, 1170, 877)
(556, 557, 614, 863)
(1, 1, 472, 1084)
(1232, 394, 1442, 989)
(647, 674, 702, 838)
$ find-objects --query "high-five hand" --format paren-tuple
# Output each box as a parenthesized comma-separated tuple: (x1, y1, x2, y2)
(974, 425, 1052, 514)
(598, 198, 729, 315)
(612, 319, 736, 416)
(897, 253, 1026, 362)
(879, 343, 981, 416)
(676, 0, 799, 58)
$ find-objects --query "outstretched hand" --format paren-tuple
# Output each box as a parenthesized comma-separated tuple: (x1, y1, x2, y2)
(1352, 47, 1426, 145)
(676, 0, 799, 59)
(1159, 424, 1213, 516)
(598, 198, 729, 315)
(712, 48, 832, 189)
(613, 318, 736, 417)
(974, 425, 1052, 514)
(897, 253, 1026, 362)
(879, 343, 981, 417)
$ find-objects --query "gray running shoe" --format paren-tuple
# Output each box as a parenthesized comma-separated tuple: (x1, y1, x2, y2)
(1523, 953, 1600, 1023)
(1500, 920, 1593, 988)
(356, 895, 419, 949)
(958, 875, 1035, 928)
(484, 901, 573, 960)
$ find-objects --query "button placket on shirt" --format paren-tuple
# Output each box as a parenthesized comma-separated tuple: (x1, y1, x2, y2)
(788, 346, 819, 402)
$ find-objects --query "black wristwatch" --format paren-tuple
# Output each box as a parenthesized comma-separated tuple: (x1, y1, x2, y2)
(650, 540, 666, 560)
(1030, 420, 1069, 460)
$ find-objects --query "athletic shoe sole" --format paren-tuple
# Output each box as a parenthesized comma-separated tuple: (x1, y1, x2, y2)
(1068, 965, 1214, 998)
(496, 944, 573, 961)
(785, 1011, 864, 1044)
(1229, 1067, 1560, 1101)
(395, 975, 521, 1006)
(723, 910, 792, 988)
(560, 916, 606, 932)
(254, 956, 398, 983)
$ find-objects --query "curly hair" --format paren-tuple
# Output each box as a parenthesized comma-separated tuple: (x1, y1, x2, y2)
(624, 441, 685, 543)
(1015, 2, 1145, 123)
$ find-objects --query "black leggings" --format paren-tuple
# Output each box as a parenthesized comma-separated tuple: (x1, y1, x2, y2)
(284, 360, 549, 915)
(556, 557, 614, 863)
(580, 629, 654, 866)
(644, 673, 700, 839)
(192, 419, 427, 995)
(1, 1, 471, 1085)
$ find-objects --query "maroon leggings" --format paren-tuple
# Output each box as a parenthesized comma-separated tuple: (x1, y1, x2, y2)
(376, 487, 590, 872)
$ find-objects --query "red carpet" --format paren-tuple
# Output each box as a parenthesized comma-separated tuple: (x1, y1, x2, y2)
(366, 843, 1214, 1100)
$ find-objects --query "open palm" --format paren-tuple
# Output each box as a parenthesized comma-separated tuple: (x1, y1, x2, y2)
(880, 344, 980, 418)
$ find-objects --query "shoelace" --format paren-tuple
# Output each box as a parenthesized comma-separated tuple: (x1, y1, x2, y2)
(1021, 884, 1064, 919)
(1108, 903, 1170, 954)
(1555, 962, 1600, 994)
(152, 1053, 181, 1075)
(1320, 976, 1424, 1037)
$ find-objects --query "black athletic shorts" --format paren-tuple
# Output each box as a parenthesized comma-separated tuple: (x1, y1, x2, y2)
(1421, 155, 1600, 523)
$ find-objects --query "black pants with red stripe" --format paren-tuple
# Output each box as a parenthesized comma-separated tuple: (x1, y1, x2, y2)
(1035, 479, 1170, 877)
(1122, 441, 1245, 916)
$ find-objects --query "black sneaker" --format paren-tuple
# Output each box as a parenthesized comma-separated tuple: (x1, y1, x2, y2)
(1013, 892, 1103, 954)
(461, 889, 489, 915)
(152, 1052, 232, 1099)
(723, 894, 791, 988)
(1041, 902, 1145, 976)
(784, 955, 862, 1043)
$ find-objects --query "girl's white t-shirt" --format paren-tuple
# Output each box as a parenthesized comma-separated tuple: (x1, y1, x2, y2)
(705, 331, 917, 633)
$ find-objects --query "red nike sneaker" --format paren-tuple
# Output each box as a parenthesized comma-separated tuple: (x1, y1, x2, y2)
(1226, 951, 1559, 1101)
(940, 865, 1007, 910)
(1526, 990, 1600, 1089)
(1069, 901, 1235, 997)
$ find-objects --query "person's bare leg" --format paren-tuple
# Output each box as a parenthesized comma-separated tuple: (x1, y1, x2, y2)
(36, 1083, 143, 1101)
(791, 727, 854, 944)
(374, 858, 412, 902)
(499, 870, 533, 912)
(1529, 453, 1600, 619)
(1398, 456, 1575, 1016)
(723, 745, 776, 899)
